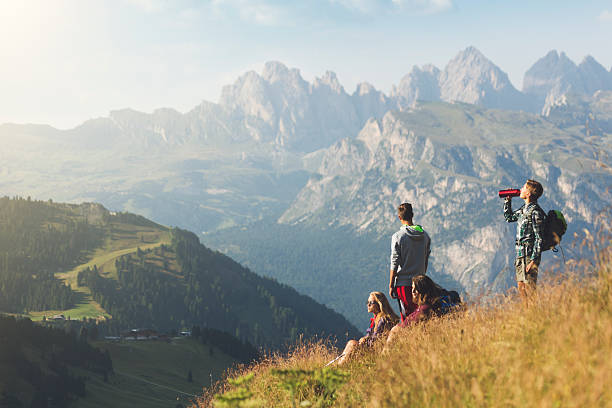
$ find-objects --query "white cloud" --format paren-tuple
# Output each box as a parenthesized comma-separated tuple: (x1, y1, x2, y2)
(205, 0, 292, 26)
(598, 10, 612, 22)
(330, 0, 453, 15)
(392, 0, 452, 14)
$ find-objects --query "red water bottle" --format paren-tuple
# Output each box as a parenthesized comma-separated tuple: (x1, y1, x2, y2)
(498, 188, 520, 198)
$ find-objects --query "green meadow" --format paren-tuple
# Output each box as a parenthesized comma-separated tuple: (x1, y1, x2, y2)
(28, 219, 171, 322)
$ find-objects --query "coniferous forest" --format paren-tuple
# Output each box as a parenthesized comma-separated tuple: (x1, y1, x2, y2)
(1, 196, 357, 347)
(0, 315, 112, 408)
(0, 196, 359, 406)
(0, 197, 104, 312)
(79, 228, 359, 348)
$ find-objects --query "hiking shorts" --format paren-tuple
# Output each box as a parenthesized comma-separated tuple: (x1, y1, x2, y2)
(515, 257, 539, 285)
(394, 285, 417, 322)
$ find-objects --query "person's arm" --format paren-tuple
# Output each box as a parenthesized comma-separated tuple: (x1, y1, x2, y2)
(389, 234, 400, 297)
(530, 208, 545, 262)
(504, 197, 519, 222)
(365, 318, 388, 345)
(389, 269, 397, 298)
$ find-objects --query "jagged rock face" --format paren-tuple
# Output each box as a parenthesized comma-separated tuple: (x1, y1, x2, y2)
(279, 102, 611, 294)
(524, 51, 612, 114)
(439, 47, 532, 111)
(390, 47, 535, 113)
(51, 51, 610, 154)
(544, 91, 612, 133)
(523, 51, 579, 99)
(392, 65, 441, 109)
(3, 52, 611, 240)
(578, 56, 612, 95)
(72, 103, 261, 149)
(352, 82, 394, 124)
(218, 62, 390, 152)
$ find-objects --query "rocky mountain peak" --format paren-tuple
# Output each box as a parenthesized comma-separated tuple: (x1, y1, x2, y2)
(579, 55, 602, 69)
(438, 46, 524, 110)
(522, 50, 578, 97)
(109, 108, 150, 127)
(314, 71, 345, 93)
(261, 61, 306, 87)
(443, 46, 511, 90)
(577, 55, 612, 94)
(524, 51, 612, 114)
(354, 82, 376, 96)
(217, 69, 275, 123)
(392, 64, 441, 108)
(451, 46, 488, 64)
(152, 107, 181, 119)
(262, 61, 290, 81)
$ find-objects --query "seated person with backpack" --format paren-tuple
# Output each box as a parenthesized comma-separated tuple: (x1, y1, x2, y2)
(385, 275, 460, 346)
(336, 291, 399, 365)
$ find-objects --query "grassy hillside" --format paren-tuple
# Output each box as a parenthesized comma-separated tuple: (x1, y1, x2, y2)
(32, 217, 170, 322)
(201, 236, 611, 407)
(74, 337, 236, 408)
(78, 228, 359, 347)
(0, 197, 359, 407)
(0, 197, 359, 348)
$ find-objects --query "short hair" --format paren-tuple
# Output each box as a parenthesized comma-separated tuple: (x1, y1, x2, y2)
(525, 179, 543, 200)
(412, 275, 442, 306)
(397, 203, 413, 221)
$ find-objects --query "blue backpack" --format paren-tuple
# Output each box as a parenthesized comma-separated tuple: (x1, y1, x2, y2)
(432, 290, 462, 317)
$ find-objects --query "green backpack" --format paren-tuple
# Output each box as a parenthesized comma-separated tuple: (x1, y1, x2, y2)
(540, 209, 568, 252)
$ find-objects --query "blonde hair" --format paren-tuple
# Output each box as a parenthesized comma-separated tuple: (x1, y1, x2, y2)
(370, 291, 400, 325)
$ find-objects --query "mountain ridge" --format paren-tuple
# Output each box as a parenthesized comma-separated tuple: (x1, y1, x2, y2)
(5, 47, 610, 140)
(1, 48, 611, 326)
(277, 101, 610, 295)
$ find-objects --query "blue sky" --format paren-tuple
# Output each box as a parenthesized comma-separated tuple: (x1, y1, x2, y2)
(1, 0, 611, 129)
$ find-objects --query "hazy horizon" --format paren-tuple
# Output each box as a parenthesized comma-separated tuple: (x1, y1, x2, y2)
(1, 0, 611, 129)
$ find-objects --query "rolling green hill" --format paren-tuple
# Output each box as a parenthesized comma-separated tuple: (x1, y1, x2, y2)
(0, 196, 359, 407)
(0, 196, 359, 348)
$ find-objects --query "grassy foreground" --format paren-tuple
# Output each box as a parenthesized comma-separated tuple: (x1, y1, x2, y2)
(199, 243, 612, 407)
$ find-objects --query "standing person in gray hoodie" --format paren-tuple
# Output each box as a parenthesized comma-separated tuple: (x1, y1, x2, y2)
(389, 203, 431, 322)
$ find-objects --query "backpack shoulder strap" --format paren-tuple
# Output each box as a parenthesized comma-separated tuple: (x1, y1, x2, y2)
(526, 203, 545, 222)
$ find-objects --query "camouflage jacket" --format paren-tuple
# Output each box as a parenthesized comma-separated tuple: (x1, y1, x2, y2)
(504, 200, 545, 260)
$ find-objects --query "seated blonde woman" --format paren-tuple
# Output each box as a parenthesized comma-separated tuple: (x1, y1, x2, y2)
(337, 291, 399, 365)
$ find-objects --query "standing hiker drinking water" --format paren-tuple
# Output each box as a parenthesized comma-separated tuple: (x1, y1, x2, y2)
(389, 203, 431, 322)
(503, 179, 545, 300)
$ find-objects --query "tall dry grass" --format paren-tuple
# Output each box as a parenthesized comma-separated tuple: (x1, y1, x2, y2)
(196, 338, 342, 407)
(197, 233, 612, 408)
